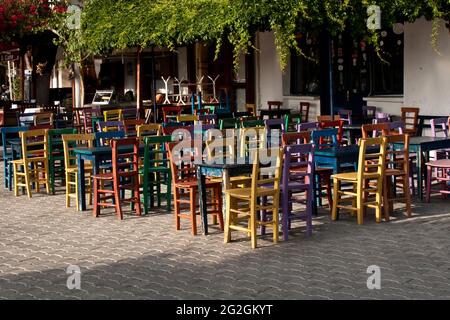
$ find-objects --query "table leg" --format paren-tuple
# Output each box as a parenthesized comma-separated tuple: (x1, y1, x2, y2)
(197, 167, 208, 235)
(222, 169, 231, 219)
(417, 146, 423, 201)
(77, 154, 86, 211)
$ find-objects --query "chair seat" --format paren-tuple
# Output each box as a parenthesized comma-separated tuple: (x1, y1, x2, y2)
(226, 186, 276, 199)
(66, 165, 93, 173)
(175, 179, 221, 189)
(426, 159, 450, 169)
(332, 172, 357, 181)
(93, 173, 114, 180)
(385, 168, 407, 176)
(11, 157, 46, 164)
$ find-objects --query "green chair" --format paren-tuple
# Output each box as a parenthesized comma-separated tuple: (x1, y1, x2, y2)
(241, 119, 265, 128)
(219, 118, 240, 130)
(48, 128, 77, 194)
(142, 135, 173, 213)
(284, 114, 303, 132)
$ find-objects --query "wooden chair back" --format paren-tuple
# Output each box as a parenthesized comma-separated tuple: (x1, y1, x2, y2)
(103, 109, 123, 122)
(62, 134, 95, 170)
(401, 107, 420, 136)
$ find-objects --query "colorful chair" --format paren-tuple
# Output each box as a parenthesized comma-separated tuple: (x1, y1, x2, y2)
(167, 142, 223, 236)
(265, 118, 285, 148)
(383, 134, 412, 220)
(401, 107, 420, 136)
(245, 104, 257, 117)
(137, 124, 162, 139)
(426, 160, 450, 202)
(34, 112, 54, 127)
(162, 106, 183, 123)
(123, 119, 145, 136)
(337, 109, 352, 125)
(93, 137, 142, 220)
(297, 121, 319, 132)
(97, 121, 125, 133)
(48, 128, 77, 194)
(331, 137, 388, 225)
(94, 131, 126, 147)
(319, 120, 345, 145)
(267, 101, 282, 111)
(282, 131, 311, 146)
(103, 109, 123, 122)
(1, 126, 28, 190)
(281, 143, 314, 240)
(82, 108, 102, 133)
(430, 118, 449, 159)
(224, 147, 283, 249)
(299, 102, 310, 123)
(219, 118, 240, 130)
(142, 135, 173, 213)
(12, 129, 50, 197)
(62, 133, 95, 211)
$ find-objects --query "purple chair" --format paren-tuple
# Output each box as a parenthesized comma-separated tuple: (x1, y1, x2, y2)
(373, 112, 390, 124)
(431, 118, 449, 159)
(297, 121, 319, 132)
(363, 106, 377, 120)
(265, 119, 285, 147)
(97, 121, 125, 133)
(281, 143, 314, 240)
(387, 120, 405, 134)
(337, 109, 352, 125)
(198, 114, 218, 125)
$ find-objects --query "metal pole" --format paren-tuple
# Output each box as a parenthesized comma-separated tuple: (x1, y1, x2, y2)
(328, 36, 334, 116)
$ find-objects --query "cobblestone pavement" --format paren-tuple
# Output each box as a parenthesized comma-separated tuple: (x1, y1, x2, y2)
(0, 162, 449, 300)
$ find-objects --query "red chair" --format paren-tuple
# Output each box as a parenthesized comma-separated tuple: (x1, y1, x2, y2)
(162, 106, 183, 123)
(93, 138, 142, 220)
(319, 120, 344, 145)
(167, 142, 223, 235)
(123, 119, 145, 136)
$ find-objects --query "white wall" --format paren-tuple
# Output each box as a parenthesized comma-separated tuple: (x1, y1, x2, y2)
(255, 32, 283, 109)
(255, 31, 320, 118)
(405, 18, 450, 116)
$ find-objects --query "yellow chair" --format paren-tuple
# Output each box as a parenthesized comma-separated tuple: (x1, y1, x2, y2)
(331, 137, 387, 225)
(245, 104, 257, 117)
(224, 148, 283, 249)
(176, 115, 198, 123)
(34, 112, 54, 127)
(205, 130, 252, 189)
(137, 124, 161, 139)
(103, 109, 123, 122)
(239, 127, 267, 158)
(62, 134, 95, 211)
(12, 129, 50, 197)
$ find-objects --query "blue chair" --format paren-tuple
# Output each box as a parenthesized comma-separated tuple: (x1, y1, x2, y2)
(1, 126, 29, 190)
(94, 131, 126, 147)
(311, 128, 339, 210)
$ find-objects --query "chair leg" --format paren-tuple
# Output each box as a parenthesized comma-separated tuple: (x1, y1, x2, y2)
(190, 189, 197, 236)
(282, 191, 289, 241)
(174, 188, 181, 231)
(216, 186, 224, 231)
(306, 188, 313, 237)
(426, 165, 432, 203)
(382, 177, 390, 222)
(114, 181, 123, 220)
(325, 175, 332, 210)
(65, 173, 71, 208)
(250, 200, 257, 249)
(272, 197, 279, 244)
(13, 163, 19, 197)
(331, 178, 339, 221)
(134, 178, 142, 216)
(356, 182, 363, 225)
(93, 179, 100, 218)
(24, 164, 32, 198)
(166, 174, 172, 212)
(224, 194, 232, 244)
(44, 160, 50, 195)
(375, 178, 383, 223)
(404, 173, 412, 217)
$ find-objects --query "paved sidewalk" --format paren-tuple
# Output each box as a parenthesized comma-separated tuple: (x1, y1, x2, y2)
(0, 163, 449, 300)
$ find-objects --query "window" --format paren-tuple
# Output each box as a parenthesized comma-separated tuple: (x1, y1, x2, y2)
(290, 34, 321, 96)
(371, 29, 404, 95)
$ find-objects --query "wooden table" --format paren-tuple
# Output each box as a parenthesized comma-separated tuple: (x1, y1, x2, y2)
(260, 109, 291, 119)
(342, 124, 363, 145)
(394, 136, 450, 201)
(74, 145, 144, 211)
(197, 162, 253, 235)
(314, 145, 372, 174)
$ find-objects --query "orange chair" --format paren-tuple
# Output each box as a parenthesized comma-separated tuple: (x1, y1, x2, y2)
(167, 142, 223, 236)
(93, 138, 141, 220)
